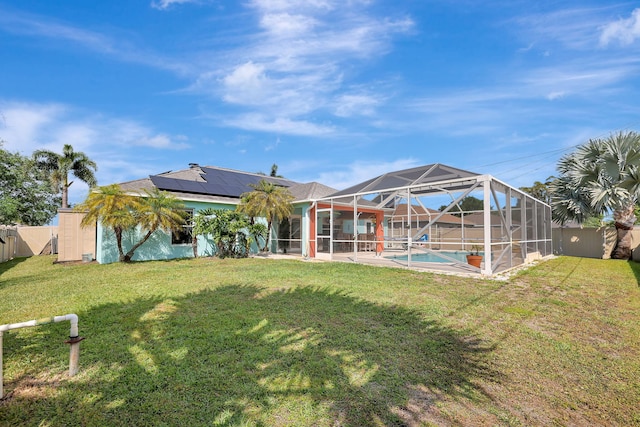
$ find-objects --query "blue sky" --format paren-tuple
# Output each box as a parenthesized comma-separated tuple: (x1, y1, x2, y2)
(2, 0, 640, 205)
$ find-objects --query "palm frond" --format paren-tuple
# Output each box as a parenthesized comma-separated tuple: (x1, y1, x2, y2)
(553, 131, 640, 223)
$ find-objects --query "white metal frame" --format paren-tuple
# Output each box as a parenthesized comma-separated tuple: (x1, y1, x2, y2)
(314, 169, 552, 276)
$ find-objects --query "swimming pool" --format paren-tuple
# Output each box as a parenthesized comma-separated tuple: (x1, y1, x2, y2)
(385, 251, 477, 264)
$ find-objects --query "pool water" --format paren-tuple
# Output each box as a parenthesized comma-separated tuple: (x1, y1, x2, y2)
(385, 251, 478, 263)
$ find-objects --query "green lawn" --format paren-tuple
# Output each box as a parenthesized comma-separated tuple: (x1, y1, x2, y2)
(0, 255, 638, 426)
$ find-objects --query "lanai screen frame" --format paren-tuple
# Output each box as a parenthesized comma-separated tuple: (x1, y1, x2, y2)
(313, 166, 552, 276)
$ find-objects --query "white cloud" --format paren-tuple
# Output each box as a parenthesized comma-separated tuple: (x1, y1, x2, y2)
(215, 60, 340, 116)
(249, 0, 335, 13)
(1, 3, 413, 137)
(0, 100, 194, 204)
(600, 8, 640, 46)
(224, 113, 334, 136)
(0, 102, 66, 154)
(334, 93, 381, 117)
(107, 119, 190, 150)
(203, 2, 413, 132)
(0, 8, 190, 74)
(407, 54, 639, 138)
(514, 7, 619, 50)
(151, 0, 200, 10)
(222, 62, 269, 105)
(546, 91, 566, 100)
(313, 158, 420, 190)
(408, 89, 510, 136)
(265, 136, 281, 151)
(136, 134, 189, 149)
(521, 62, 636, 96)
(260, 13, 318, 36)
(0, 9, 116, 53)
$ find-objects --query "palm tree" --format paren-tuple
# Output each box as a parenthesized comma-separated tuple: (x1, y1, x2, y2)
(77, 184, 139, 262)
(237, 180, 294, 252)
(77, 185, 186, 262)
(520, 177, 555, 206)
(551, 131, 640, 259)
(33, 144, 97, 208)
(125, 188, 188, 262)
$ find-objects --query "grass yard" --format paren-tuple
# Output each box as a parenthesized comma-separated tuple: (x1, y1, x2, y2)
(0, 255, 639, 426)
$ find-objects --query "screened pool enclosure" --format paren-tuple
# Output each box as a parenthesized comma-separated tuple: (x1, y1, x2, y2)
(307, 164, 552, 276)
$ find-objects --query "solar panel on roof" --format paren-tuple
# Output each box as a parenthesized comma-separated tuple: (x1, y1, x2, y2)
(150, 166, 298, 198)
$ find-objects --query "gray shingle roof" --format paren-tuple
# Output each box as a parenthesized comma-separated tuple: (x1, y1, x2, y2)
(116, 164, 320, 203)
(287, 182, 338, 201)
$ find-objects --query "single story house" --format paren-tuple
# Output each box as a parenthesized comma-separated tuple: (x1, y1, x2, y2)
(77, 162, 551, 276)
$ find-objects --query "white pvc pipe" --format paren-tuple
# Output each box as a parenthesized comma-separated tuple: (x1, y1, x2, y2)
(0, 314, 78, 336)
(0, 314, 81, 399)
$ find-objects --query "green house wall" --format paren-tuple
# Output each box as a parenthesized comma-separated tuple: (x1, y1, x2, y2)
(96, 200, 312, 264)
(96, 201, 235, 264)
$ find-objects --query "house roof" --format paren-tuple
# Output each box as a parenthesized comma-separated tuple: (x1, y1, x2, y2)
(148, 165, 298, 199)
(329, 163, 480, 198)
(287, 182, 337, 201)
(118, 164, 307, 203)
(118, 176, 241, 204)
(462, 212, 487, 225)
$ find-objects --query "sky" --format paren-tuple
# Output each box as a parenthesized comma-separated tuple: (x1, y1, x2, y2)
(2, 0, 640, 206)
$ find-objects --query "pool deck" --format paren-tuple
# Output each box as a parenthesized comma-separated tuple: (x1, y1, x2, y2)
(263, 247, 534, 279)
(318, 249, 485, 277)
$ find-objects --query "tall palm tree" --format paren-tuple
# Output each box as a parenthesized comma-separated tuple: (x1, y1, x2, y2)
(551, 131, 640, 259)
(237, 180, 294, 252)
(77, 185, 186, 262)
(33, 144, 97, 208)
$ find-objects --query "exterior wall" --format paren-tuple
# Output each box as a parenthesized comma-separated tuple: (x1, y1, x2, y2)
(552, 227, 625, 259)
(96, 201, 237, 264)
(58, 209, 97, 262)
(16, 226, 58, 257)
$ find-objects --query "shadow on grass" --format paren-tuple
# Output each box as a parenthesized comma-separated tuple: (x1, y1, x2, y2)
(627, 260, 640, 287)
(0, 257, 29, 289)
(1, 285, 499, 426)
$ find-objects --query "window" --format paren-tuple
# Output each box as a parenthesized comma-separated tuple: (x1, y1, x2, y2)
(172, 209, 193, 245)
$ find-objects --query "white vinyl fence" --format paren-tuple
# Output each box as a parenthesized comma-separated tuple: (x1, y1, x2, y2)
(0, 225, 58, 263)
(0, 226, 18, 263)
(553, 226, 640, 261)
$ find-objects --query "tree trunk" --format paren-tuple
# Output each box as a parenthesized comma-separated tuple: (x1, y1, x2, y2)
(124, 229, 155, 262)
(61, 185, 69, 209)
(611, 205, 636, 260)
(192, 235, 198, 258)
(264, 220, 272, 252)
(115, 228, 127, 262)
